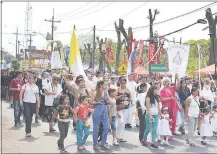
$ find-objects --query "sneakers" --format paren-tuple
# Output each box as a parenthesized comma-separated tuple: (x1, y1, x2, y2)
(190, 143, 196, 147)
(26, 133, 32, 137)
(113, 139, 119, 146)
(141, 140, 147, 146)
(101, 144, 110, 150)
(118, 138, 127, 142)
(160, 140, 164, 145)
(14, 124, 18, 128)
(201, 141, 207, 145)
(151, 142, 159, 148)
(165, 141, 170, 146)
(93, 145, 102, 150)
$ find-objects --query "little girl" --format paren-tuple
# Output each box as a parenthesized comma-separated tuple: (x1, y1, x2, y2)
(158, 107, 172, 146)
(50, 94, 75, 152)
(108, 88, 119, 146)
(200, 107, 213, 145)
(74, 95, 93, 150)
(211, 105, 217, 136)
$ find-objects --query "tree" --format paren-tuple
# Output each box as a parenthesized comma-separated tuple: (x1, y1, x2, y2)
(114, 21, 125, 71)
(11, 59, 21, 70)
(96, 37, 107, 72)
(186, 39, 210, 75)
(205, 8, 217, 65)
(1, 48, 15, 64)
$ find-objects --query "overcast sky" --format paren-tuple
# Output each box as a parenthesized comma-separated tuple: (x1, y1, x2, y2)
(2, 2, 217, 56)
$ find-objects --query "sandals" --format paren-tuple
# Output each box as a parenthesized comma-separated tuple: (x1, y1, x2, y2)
(77, 146, 85, 150)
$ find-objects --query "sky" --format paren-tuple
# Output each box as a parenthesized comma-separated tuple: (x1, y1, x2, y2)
(2, 2, 217, 56)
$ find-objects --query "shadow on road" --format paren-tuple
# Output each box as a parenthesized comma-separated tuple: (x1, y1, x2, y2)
(18, 136, 39, 142)
(43, 131, 60, 137)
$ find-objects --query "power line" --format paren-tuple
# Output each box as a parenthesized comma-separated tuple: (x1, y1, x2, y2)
(99, 2, 148, 30)
(133, 1, 217, 32)
(55, 2, 92, 19)
(61, 2, 114, 21)
(59, 2, 103, 21)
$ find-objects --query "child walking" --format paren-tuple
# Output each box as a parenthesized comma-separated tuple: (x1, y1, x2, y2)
(74, 95, 93, 150)
(50, 94, 75, 152)
(158, 107, 172, 146)
(200, 107, 213, 145)
(108, 88, 119, 146)
(211, 105, 217, 136)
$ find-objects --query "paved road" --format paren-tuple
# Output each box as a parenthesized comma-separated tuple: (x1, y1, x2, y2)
(1, 101, 217, 153)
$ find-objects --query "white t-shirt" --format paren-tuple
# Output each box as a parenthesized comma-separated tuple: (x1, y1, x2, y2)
(135, 93, 146, 112)
(22, 83, 39, 103)
(126, 80, 137, 103)
(45, 83, 63, 106)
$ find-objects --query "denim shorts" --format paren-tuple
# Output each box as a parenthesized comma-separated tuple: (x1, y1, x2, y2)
(111, 116, 117, 131)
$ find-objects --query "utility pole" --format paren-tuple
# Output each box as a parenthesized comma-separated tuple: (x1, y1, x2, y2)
(45, 8, 61, 52)
(92, 25, 96, 72)
(12, 28, 22, 58)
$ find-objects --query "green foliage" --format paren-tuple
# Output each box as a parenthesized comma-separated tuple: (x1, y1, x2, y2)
(11, 59, 20, 70)
(1, 49, 15, 64)
(187, 39, 210, 75)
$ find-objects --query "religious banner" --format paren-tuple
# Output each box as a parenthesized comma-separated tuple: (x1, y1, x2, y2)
(50, 51, 63, 69)
(138, 40, 144, 65)
(148, 42, 155, 63)
(167, 44, 190, 79)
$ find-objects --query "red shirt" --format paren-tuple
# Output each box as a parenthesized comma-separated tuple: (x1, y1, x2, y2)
(76, 104, 89, 120)
(9, 78, 24, 100)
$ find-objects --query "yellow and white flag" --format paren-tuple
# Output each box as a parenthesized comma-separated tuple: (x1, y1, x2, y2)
(68, 26, 87, 79)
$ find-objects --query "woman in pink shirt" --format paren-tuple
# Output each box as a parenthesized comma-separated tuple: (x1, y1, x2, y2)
(160, 74, 180, 136)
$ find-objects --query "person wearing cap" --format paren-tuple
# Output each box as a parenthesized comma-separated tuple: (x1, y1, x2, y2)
(9, 71, 24, 127)
(125, 73, 137, 129)
(185, 87, 200, 147)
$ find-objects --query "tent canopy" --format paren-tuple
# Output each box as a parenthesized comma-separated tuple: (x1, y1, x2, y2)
(194, 64, 216, 75)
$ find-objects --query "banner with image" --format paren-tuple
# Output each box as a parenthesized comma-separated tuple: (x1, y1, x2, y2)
(167, 44, 190, 80)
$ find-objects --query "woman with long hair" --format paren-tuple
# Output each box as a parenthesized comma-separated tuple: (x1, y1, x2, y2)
(91, 80, 110, 150)
(178, 79, 191, 134)
(160, 74, 180, 136)
(20, 74, 40, 137)
(142, 86, 161, 148)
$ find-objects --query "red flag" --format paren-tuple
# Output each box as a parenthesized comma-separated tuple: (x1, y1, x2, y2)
(148, 42, 155, 63)
(138, 40, 144, 63)
(129, 33, 133, 58)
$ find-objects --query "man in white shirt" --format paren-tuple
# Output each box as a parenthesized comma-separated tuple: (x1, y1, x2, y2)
(136, 75, 151, 95)
(125, 73, 137, 129)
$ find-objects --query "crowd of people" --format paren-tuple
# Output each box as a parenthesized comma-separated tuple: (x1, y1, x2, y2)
(1, 68, 217, 152)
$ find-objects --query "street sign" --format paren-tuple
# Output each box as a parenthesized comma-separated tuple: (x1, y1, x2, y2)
(117, 64, 127, 75)
(151, 64, 167, 72)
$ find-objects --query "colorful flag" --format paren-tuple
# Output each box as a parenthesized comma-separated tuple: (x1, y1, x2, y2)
(68, 26, 87, 79)
(127, 42, 136, 75)
(148, 42, 155, 63)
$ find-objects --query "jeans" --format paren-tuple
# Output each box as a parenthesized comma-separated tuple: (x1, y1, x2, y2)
(92, 105, 109, 147)
(211, 102, 217, 110)
(14, 100, 23, 124)
(58, 121, 69, 147)
(76, 119, 89, 147)
(39, 95, 45, 117)
(23, 102, 36, 134)
(186, 116, 198, 144)
(143, 114, 159, 143)
(179, 110, 185, 130)
(138, 109, 146, 142)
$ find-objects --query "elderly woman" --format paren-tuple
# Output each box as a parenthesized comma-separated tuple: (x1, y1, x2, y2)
(160, 73, 180, 136)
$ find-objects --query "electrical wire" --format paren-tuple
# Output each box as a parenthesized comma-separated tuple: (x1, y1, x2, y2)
(61, 2, 114, 21)
(133, 1, 217, 33)
(98, 2, 148, 30)
(55, 2, 92, 19)
(59, 2, 103, 21)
